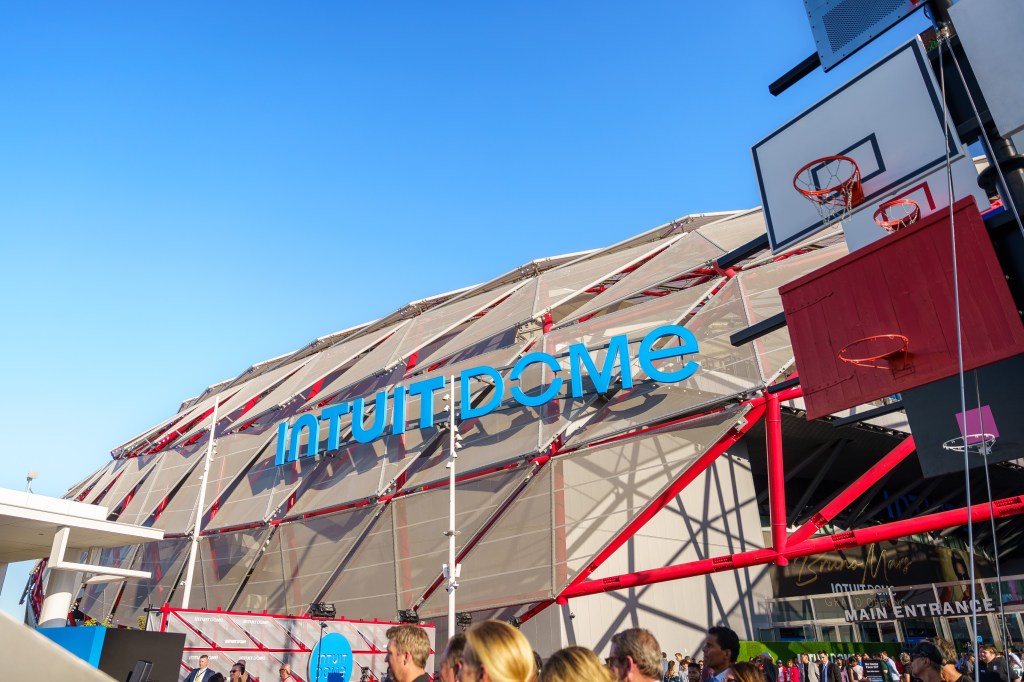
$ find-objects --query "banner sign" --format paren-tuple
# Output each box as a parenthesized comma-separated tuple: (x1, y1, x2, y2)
(772, 540, 991, 597)
(310, 632, 354, 682)
(843, 597, 997, 623)
(862, 660, 885, 682)
(274, 324, 700, 466)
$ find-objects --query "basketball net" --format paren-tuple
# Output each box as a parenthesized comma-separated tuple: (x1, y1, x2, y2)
(793, 156, 864, 228)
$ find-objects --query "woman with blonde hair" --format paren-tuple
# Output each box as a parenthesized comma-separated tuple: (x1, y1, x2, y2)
(543, 647, 614, 682)
(729, 662, 764, 682)
(458, 620, 537, 682)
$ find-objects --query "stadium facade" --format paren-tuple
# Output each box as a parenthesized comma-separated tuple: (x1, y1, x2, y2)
(45, 208, 1024, 658)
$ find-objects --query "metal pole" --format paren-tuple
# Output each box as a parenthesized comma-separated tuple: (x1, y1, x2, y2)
(181, 396, 219, 609)
(444, 376, 458, 636)
(766, 392, 788, 564)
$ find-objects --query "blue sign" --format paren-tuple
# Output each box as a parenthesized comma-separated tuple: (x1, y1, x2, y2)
(276, 324, 700, 465)
(309, 632, 354, 682)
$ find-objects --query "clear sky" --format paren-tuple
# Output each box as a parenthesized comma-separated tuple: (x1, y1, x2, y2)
(0, 3, 930, 619)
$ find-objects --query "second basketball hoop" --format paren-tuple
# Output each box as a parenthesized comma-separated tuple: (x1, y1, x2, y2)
(793, 155, 864, 227)
(873, 198, 921, 232)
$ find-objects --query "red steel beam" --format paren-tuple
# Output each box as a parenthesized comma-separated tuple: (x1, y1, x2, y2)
(559, 494, 1024, 599)
(519, 398, 770, 624)
(786, 435, 916, 546)
(766, 391, 787, 565)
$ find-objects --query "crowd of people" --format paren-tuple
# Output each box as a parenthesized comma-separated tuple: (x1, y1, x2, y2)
(384, 621, 1022, 682)
(183, 621, 1023, 682)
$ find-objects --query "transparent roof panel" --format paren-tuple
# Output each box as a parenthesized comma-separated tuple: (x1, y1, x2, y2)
(79, 545, 137, 621)
(283, 441, 389, 518)
(64, 464, 109, 501)
(401, 388, 591, 491)
(116, 446, 205, 526)
(172, 527, 272, 612)
(206, 441, 323, 531)
(738, 244, 847, 325)
(79, 460, 125, 505)
(737, 244, 847, 381)
(392, 469, 526, 609)
(545, 283, 717, 355)
(298, 362, 404, 418)
(381, 283, 521, 370)
(208, 359, 309, 428)
(96, 453, 161, 514)
(533, 240, 669, 317)
(226, 321, 409, 434)
(112, 537, 190, 627)
(320, 505, 398, 620)
(553, 405, 749, 591)
(417, 466, 553, 617)
(569, 233, 724, 319)
(152, 431, 275, 534)
(234, 506, 379, 616)
(415, 281, 539, 369)
(564, 280, 762, 446)
(696, 210, 767, 252)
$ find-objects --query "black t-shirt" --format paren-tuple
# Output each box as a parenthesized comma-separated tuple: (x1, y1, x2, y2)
(981, 657, 1010, 682)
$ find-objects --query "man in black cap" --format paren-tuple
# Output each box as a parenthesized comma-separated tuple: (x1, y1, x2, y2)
(907, 641, 946, 682)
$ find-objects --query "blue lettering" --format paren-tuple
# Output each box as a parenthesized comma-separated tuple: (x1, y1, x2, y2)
(460, 365, 505, 419)
(274, 421, 290, 466)
(392, 386, 407, 435)
(638, 325, 699, 382)
(322, 402, 351, 452)
(352, 390, 388, 443)
(568, 333, 633, 398)
(407, 376, 446, 428)
(510, 353, 563, 407)
(273, 331, 704, 465)
(290, 413, 320, 460)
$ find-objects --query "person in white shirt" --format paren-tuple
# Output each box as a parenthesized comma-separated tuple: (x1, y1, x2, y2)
(187, 655, 216, 682)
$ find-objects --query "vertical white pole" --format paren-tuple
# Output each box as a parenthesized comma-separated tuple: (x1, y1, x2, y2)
(446, 376, 458, 637)
(181, 396, 219, 609)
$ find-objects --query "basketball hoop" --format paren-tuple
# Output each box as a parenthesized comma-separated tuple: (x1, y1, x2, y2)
(941, 433, 996, 455)
(873, 198, 921, 232)
(837, 334, 909, 370)
(793, 155, 864, 226)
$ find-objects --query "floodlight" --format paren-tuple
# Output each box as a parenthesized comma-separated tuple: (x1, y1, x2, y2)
(310, 602, 336, 619)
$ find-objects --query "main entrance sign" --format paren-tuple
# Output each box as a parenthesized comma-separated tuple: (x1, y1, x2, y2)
(274, 324, 700, 465)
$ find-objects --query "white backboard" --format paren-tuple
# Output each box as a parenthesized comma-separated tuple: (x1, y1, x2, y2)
(752, 38, 964, 253)
(949, 0, 1024, 140)
(841, 152, 991, 252)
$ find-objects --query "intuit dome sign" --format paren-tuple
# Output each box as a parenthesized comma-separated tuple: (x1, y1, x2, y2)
(274, 324, 699, 465)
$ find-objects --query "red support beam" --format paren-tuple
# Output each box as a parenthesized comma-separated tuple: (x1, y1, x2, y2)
(766, 391, 788, 565)
(786, 435, 916, 546)
(519, 398, 770, 624)
(558, 494, 1024, 599)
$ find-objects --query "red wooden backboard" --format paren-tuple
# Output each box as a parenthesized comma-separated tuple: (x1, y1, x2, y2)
(780, 197, 1024, 420)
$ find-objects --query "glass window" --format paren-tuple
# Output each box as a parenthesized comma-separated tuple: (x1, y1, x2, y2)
(814, 594, 854, 620)
(902, 618, 939, 641)
(774, 598, 813, 623)
(878, 621, 901, 642)
(858, 623, 882, 642)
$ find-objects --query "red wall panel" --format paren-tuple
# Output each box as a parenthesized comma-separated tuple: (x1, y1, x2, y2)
(780, 197, 1024, 419)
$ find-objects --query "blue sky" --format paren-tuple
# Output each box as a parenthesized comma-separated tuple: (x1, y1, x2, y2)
(0, 3, 930, 619)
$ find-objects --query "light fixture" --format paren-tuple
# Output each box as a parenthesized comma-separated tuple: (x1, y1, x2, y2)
(310, 602, 336, 619)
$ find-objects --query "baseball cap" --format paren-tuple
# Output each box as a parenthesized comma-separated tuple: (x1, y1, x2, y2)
(907, 642, 944, 667)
